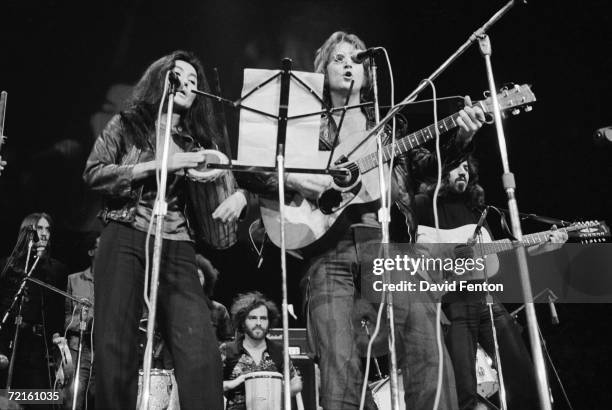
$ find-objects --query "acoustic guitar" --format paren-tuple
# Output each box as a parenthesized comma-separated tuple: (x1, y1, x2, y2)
(417, 220, 610, 279)
(260, 84, 536, 251)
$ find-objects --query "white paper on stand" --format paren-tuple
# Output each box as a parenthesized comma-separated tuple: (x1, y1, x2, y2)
(236, 68, 329, 169)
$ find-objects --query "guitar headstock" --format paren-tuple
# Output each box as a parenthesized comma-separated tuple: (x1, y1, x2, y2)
(568, 220, 610, 243)
(479, 84, 536, 118)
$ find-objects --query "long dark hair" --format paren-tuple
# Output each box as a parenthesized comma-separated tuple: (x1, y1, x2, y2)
(120, 50, 220, 150)
(422, 154, 485, 211)
(1, 213, 53, 277)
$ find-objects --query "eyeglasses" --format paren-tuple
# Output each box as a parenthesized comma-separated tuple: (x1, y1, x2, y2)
(330, 52, 361, 65)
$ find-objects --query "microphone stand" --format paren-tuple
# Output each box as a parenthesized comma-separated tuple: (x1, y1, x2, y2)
(140, 76, 177, 410)
(192, 60, 367, 409)
(369, 54, 401, 410)
(477, 30, 552, 409)
(469, 206, 490, 245)
(71, 304, 89, 410)
(276, 58, 292, 410)
(471, 226, 508, 410)
(2, 239, 40, 390)
(511, 290, 573, 409)
(361, 319, 383, 380)
(344, 1, 548, 408)
(0, 253, 93, 394)
(22, 275, 93, 409)
(362, 0, 523, 144)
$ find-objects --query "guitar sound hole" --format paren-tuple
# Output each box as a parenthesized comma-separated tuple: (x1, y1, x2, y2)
(318, 189, 342, 215)
(333, 163, 359, 189)
(333, 168, 353, 188)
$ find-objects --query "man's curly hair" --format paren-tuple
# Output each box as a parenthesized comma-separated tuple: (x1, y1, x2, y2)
(230, 292, 280, 334)
(421, 153, 485, 211)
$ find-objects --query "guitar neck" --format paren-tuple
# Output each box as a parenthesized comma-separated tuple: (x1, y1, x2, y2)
(478, 225, 579, 256)
(350, 84, 536, 174)
(356, 112, 462, 173)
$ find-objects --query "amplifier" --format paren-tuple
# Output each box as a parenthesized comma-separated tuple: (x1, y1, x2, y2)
(268, 328, 318, 409)
(267, 328, 310, 355)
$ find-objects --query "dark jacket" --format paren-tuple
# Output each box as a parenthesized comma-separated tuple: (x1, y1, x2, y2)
(83, 114, 246, 247)
(82, 114, 153, 224)
(0, 255, 68, 344)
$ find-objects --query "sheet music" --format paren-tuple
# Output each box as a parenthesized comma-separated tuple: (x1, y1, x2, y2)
(236, 69, 328, 168)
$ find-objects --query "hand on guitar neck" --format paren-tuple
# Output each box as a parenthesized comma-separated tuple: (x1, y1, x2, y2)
(455, 95, 487, 146)
(527, 225, 568, 256)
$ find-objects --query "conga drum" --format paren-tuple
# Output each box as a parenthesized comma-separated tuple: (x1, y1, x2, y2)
(137, 368, 180, 410)
(244, 371, 283, 410)
(186, 149, 238, 250)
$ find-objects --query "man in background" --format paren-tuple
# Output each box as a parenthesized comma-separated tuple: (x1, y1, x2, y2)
(55, 234, 98, 409)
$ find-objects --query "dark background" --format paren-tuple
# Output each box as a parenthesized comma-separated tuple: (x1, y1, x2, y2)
(1, 0, 611, 407)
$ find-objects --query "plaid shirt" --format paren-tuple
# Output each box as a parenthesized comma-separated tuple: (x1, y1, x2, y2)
(220, 337, 298, 410)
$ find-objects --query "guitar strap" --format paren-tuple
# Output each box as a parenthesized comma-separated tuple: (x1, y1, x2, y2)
(489, 205, 516, 240)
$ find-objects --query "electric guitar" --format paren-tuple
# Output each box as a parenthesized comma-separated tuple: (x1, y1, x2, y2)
(417, 220, 610, 279)
(260, 84, 536, 251)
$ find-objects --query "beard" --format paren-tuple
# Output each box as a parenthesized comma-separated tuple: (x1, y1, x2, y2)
(451, 178, 467, 193)
(245, 325, 267, 340)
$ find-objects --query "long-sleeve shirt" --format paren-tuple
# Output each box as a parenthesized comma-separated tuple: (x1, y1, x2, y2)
(0, 255, 68, 342)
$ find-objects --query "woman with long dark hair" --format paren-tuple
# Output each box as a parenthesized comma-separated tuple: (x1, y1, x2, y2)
(83, 50, 243, 409)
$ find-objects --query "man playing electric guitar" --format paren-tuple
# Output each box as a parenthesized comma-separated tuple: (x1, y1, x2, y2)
(413, 155, 567, 410)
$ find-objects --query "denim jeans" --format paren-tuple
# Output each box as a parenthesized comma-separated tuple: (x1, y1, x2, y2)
(304, 226, 458, 410)
(94, 222, 223, 410)
(443, 300, 538, 410)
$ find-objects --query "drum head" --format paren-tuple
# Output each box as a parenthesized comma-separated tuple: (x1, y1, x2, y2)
(371, 372, 406, 410)
(244, 371, 283, 381)
(188, 149, 229, 182)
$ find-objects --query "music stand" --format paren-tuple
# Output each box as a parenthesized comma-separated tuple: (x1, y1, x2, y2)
(192, 58, 371, 409)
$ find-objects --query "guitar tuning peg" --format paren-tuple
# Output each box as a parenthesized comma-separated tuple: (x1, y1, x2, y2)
(511, 108, 520, 116)
(483, 90, 491, 98)
(524, 105, 533, 112)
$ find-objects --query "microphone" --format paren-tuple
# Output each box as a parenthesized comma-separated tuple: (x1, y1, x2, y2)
(26, 225, 39, 243)
(168, 71, 181, 89)
(0, 91, 7, 140)
(594, 126, 612, 146)
(469, 206, 490, 245)
(353, 47, 384, 64)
